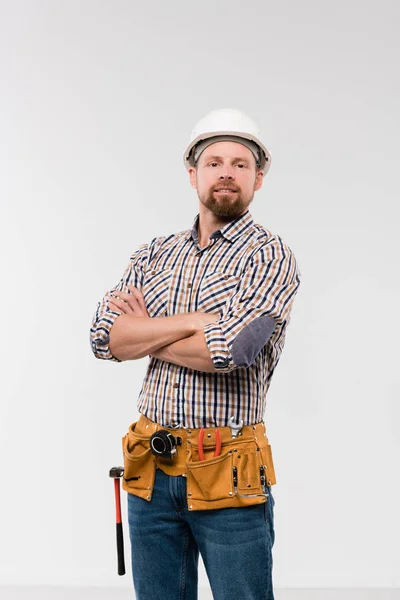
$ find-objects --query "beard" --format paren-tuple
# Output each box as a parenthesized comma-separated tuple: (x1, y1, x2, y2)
(199, 188, 254, 221)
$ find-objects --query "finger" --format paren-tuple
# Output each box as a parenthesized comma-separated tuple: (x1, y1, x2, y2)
(127, 285, 145, 297)
(113, 289, 135, 298)
(108, 300, 142, 317)
(110, 291, 139, 312)
(106, 296, 133, 314)
(107, 300, 122, 313)
(106, 297, 123, 310)
(113, 289, 143, 303)
(126, 286, 149, 316)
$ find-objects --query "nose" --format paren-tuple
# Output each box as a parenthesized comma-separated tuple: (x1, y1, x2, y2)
(218, 171, 234, 180)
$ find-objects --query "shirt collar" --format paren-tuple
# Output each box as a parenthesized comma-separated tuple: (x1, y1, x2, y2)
(186, 210, 254, 245)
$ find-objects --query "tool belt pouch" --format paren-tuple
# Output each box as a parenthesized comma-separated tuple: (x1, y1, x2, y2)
(121, 421, 157, 502)
(186, 435, 277, 511)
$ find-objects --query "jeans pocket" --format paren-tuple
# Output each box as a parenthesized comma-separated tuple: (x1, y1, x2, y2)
(263, 486, 275, 545)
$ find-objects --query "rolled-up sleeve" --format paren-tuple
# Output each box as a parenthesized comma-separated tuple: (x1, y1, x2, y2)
(90, 242, 149, 361)
(203, 237, 301, 373)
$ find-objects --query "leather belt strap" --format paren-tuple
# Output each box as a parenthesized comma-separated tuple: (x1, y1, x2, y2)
(132, 413, 269, 477)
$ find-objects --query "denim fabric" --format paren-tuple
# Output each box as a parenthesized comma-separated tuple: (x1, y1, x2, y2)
(127, 467, 275, 600)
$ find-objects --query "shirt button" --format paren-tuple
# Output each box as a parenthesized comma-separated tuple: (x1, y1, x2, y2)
(188, 283, 192, 288)
(173, 383, 179, 388)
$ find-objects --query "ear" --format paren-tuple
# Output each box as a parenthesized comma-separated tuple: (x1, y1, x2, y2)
(188, 167, 197, 189)
(254, 170, 264, 191)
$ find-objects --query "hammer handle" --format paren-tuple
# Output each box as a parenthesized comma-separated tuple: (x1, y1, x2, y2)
(114, 477, 125, 576)
(116, 522, 125, 576)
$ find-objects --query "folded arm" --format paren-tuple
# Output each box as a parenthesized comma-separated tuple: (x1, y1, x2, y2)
(90, 240, 201, 361)
(151, 330, 217, 373)
(91, 237, 301, 374)
(201, 239, 301, 373)
(149, 240, 301, 375)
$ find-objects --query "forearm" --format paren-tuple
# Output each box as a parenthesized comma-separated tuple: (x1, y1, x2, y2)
(109, 313, 197, 361)
(152, 330, 216, 373)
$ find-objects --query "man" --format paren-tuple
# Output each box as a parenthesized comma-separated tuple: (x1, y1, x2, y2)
(90, 108, 301, 600)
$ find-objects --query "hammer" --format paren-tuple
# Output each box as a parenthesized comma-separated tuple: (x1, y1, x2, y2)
(109, 466, 125, 576)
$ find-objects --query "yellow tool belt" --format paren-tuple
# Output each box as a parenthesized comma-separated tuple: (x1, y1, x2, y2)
(121, 413, 276, 511)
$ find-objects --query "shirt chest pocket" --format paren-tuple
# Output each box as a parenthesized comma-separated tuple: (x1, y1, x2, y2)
(197, 270, 240, 314)
(142, 268, 173, 318)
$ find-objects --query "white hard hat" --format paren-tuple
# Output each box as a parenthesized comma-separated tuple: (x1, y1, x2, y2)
(183, 108, 271, 174)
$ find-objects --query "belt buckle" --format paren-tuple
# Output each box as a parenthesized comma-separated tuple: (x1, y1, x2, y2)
(167, 422, 185, 430)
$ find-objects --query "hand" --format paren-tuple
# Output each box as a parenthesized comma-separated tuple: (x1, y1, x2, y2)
(106, 285, 150, 318)
(192, 311, 220, 331)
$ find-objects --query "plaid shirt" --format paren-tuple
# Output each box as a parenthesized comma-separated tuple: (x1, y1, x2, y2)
(90, 210, 301, 428)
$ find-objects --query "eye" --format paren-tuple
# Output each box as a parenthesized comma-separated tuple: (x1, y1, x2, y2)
(209, 162, 247, 168)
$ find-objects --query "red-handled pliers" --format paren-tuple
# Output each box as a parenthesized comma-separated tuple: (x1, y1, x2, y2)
(198, 428, 222, 461)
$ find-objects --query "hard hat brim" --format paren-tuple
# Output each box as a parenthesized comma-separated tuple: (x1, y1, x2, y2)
(183, 130, 272, 174)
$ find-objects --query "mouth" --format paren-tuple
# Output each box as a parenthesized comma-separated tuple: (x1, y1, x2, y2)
(214, 189, 237, 194)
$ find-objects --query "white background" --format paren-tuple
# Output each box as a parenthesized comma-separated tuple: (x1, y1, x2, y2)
(1, 0, 399, 592)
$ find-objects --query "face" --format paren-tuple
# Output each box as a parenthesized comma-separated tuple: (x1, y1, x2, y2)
(188, 140, 264, 220)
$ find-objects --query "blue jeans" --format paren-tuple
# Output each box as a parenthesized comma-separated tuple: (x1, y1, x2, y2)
(127, 466, 275, 600)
